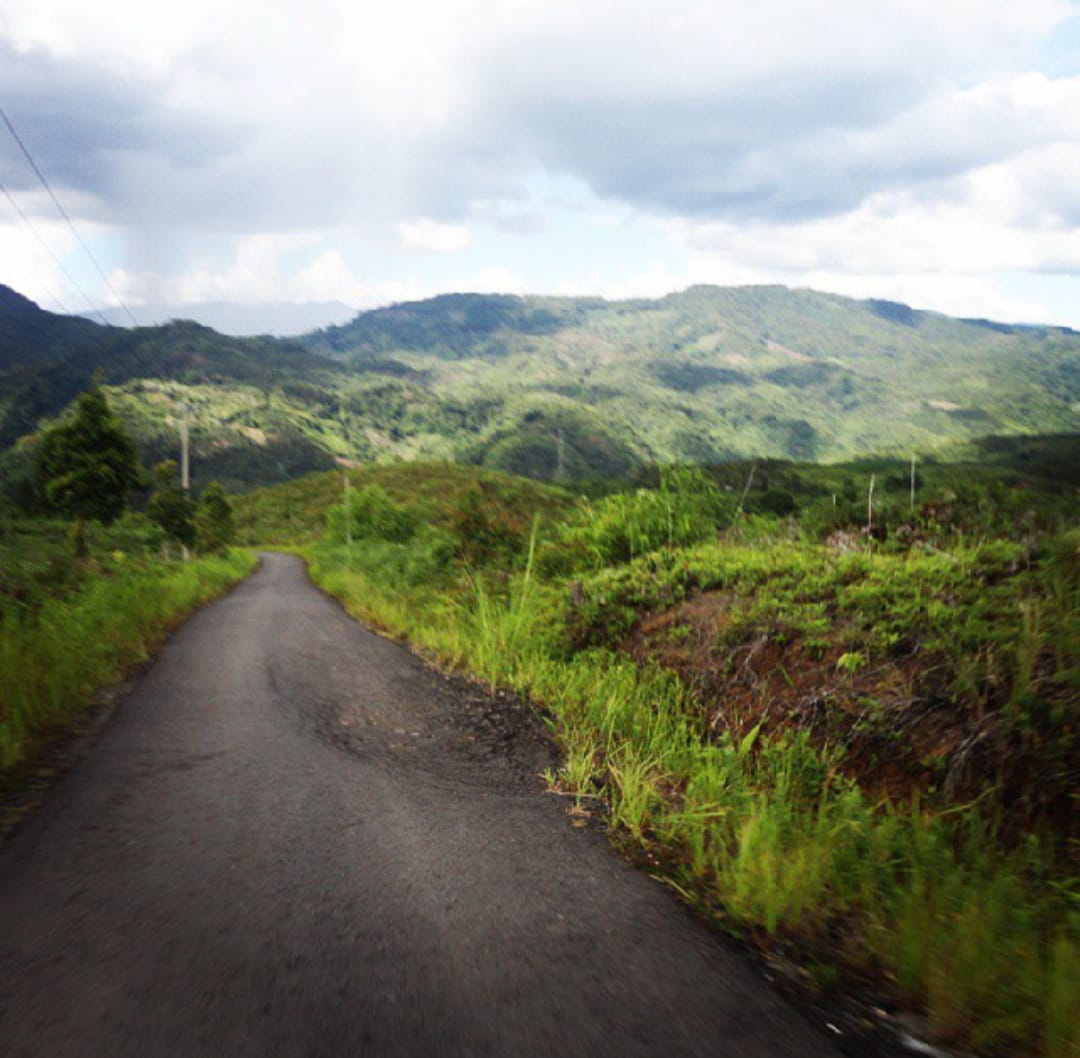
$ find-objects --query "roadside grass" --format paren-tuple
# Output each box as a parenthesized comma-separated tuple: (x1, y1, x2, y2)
(285, 461, 1079, 1058)
(0, 518, 255, 772)
(309, 543, 1079, 1057)
(235, 455, 1080, 1058)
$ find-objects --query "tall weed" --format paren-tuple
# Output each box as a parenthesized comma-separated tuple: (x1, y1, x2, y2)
(299, 480, 1079, 1058)
(0, 550, 255, 771)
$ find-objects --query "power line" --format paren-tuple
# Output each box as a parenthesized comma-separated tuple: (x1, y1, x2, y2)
(0, 177, 72, 315)
(0, 103, 139, 326)
(0, 174, 109, 323)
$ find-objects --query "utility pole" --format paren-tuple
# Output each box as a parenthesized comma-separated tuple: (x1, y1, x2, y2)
(178, 401, 192, 562)
(910, 454, 916, 515)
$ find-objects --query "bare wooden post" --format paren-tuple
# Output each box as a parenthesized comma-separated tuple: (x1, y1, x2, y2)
(867, 474, 876, 535)
(910, 454, 916, 515)
(179, 402, 191, 561)
(731, 462, 757, 529)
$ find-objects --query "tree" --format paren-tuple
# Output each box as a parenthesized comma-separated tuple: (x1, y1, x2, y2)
(35, 383, 141, 524)
(194, 481, 234, 553)
(147, 460, 195, 547)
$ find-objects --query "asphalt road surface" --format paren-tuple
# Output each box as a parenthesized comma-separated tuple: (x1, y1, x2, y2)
(0, 553, 855, 1057)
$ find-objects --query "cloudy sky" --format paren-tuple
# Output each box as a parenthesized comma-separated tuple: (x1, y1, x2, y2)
(2, 0, 1079, 327)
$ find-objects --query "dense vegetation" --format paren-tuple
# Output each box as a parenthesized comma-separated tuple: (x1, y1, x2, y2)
(0, 513, 254, 775)
(4, 282, 1079, 1054)
(0, 381, 250, 781)
(3, 284, 1080, 498)
(34, 382, 142, 523)
(236, 444, 1080, 1058)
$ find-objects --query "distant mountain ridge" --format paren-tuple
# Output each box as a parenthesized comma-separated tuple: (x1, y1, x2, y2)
(1, 282, 1078, 493)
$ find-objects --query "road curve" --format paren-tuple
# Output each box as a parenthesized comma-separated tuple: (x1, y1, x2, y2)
(1, 553, 848, 1057)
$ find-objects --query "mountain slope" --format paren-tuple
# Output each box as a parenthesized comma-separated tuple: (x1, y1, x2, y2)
(302, 285, 1080, 468)
(0, 288, 350, 489)
(2, 283, 1079, 492)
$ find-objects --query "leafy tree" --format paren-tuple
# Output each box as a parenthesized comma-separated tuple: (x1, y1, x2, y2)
(194, 481, 234, 553)
(327, 484, 417, 544)
(35, 383, 141, 524)
(146, 460, 195, 546)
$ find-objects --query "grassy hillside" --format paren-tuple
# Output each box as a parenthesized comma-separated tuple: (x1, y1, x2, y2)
(231, 460, 577, 546)
(302, 285, 1080, 469)
(238, 451, 1078, 1058)
(2, 284, 1078, 496)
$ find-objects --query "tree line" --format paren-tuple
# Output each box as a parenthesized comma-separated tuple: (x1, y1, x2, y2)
(32, 380, 234, 553)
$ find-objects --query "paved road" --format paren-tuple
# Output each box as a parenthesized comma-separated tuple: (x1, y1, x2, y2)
(0, 553, 850, 1057)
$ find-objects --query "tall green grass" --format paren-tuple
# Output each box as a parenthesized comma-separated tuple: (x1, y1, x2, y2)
(0, 549, 255, 770)
(306, 543, 1079, 1058)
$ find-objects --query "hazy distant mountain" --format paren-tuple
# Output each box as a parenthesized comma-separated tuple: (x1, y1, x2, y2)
(4, 282, 1080, 492)
(86, 300, 356, 336)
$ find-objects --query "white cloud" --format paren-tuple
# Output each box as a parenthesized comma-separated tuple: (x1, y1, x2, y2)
(397, 219, 472, 253)
(0, 217, 77, 311)
(2, 0, 1080, 325)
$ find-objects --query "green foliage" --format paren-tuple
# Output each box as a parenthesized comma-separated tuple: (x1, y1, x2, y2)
(541, 466, 725, 572)
(194, 482, 234, 554)
(146, 460, 195, 546)
(338, 483, 418, 543)
(5, 284, 1080, 496)
(255, 456, 1080, 1058)
(449, 482, 526, 565)
(34, 384, 141, 524)
(0, 520, 253, 772)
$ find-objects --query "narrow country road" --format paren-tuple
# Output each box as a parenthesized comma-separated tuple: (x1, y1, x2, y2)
(1, 553, 851, 1057)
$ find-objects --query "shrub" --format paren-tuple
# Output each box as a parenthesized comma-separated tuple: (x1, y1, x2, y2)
(327, 484, 418, 544)
(194, 482, 235, 554)
(554, 466, 723, 570)
(147, 461, 195, 547)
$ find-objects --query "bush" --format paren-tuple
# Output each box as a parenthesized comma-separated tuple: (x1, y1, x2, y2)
(194, 482, 235, 554)
(550, 466, 723, 570)
(327, 484, 418, 544)
(147, 461, 195, 547)
(449, 482, 526, 566)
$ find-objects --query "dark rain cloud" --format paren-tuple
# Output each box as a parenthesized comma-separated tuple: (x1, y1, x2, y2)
(0, 44, 242, 221)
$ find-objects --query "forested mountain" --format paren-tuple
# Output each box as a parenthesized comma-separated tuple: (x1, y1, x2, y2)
(0, 288, 347, 489)
(2, 282, 1078, 492)
(302, 286, 1080, 472)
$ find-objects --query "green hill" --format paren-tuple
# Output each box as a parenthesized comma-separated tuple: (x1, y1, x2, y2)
(302, 285, 1080, 469)
(2, 283, 1078, 493)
